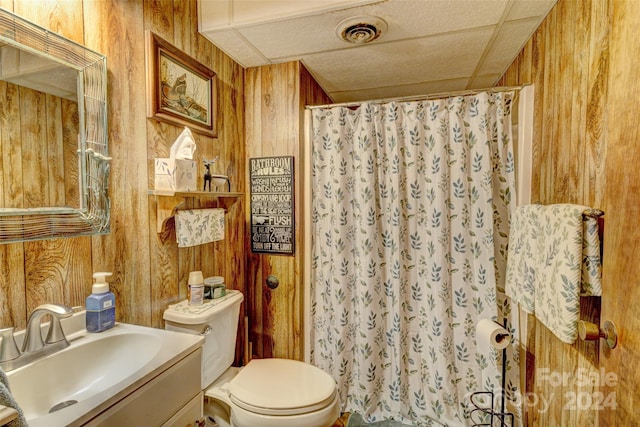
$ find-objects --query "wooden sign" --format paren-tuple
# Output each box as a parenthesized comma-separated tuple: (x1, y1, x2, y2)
(250, 156, 295, 255)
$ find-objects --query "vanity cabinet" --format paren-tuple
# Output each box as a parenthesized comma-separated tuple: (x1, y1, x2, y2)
(81, 348, 202, 426)
(162, 393, 203, 427)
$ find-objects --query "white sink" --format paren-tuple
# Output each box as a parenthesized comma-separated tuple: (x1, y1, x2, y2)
(6, 312, 203, 426)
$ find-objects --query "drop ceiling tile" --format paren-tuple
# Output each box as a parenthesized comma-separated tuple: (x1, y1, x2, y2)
(198, 0, 231, 31)
(239, 0, 508, 60)
(478, 18, 542, 76)
(468, 73, 502, 89)
(302, 27, 494, 93)
(202, 29, 267, 67)
(372, 0, 508, 38)
(197, 0, 558, 103)
(506, 0, 556, 21)
(199, 0, 379, 31)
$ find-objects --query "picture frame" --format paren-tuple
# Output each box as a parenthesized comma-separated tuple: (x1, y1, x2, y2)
(145, 31, 217, 137)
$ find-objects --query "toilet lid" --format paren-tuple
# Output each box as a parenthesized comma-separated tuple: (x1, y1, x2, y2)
(227, 358, 337, 416)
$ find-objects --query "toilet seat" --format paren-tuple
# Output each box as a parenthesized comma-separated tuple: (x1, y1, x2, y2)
(226, 358, 337, 416)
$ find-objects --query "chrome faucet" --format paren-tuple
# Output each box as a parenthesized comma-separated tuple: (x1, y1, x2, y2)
(0, 303, 74, 371)
(0, 327, 20, 362)
(22, 303, 73, 353)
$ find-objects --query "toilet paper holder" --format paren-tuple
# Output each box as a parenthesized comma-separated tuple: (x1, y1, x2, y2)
(578, 320, 618, 349)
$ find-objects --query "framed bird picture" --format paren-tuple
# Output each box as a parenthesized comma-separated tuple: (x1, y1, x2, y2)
(145, 31, 217, 137)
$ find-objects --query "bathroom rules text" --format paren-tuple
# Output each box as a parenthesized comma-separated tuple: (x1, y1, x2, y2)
(250, 156, 295, 255)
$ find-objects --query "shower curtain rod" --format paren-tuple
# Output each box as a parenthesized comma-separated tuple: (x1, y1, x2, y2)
(306, 83, 530, 110)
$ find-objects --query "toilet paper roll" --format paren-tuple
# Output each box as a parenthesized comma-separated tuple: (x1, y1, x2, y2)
(476, 319, 511, 353)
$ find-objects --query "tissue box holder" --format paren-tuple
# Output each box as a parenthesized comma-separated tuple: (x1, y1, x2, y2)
(154, 158, 197, 192)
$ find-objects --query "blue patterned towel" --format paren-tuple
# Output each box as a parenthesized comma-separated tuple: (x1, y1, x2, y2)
(0, 369, 27, 427)
(505, 204, 602, 343)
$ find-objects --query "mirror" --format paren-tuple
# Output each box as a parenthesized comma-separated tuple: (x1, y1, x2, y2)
(0, 8, 109, 243)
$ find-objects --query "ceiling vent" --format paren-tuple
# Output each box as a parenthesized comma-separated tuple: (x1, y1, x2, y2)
(336, 15, 388, 44)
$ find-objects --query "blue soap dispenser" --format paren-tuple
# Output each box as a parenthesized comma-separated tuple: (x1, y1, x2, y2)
(86, 272, 115, 333)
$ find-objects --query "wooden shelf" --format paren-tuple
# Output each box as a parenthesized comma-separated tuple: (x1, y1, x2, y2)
(148, 190, 243, 233)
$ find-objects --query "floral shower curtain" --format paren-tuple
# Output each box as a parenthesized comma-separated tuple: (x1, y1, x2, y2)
(309, 92, 520, 426)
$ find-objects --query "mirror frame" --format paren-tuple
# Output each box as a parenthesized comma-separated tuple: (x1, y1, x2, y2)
(0, 8, 110, 244)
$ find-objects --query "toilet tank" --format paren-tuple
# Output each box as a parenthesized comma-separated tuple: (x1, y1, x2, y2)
(164, 290, 244, 389)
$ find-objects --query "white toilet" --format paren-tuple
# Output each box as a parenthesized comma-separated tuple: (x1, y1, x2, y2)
(163, 290, 340, 427)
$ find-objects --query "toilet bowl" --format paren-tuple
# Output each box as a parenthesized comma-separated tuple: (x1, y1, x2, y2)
(164, 290, 340, 427)
(206, 359, 340, 427)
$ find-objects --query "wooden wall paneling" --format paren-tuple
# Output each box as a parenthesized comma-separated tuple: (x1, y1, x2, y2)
(245, 67, 264, 358)
(0, 82, 6, 206)
(147, 122, 181, 326)
(555, 2, 584, 203)
(585, 0, 609, 209)
(497, 0, 615, 425)
(545, 6, 560, 203)
(61, 240, 94, 309)
(146, 0, 174, 41)
(1, 82, 22, 208)
(14, 0, 84, 44)
(503, 61, 519, 86)
(166, 0, 200, 317)
(539, 9, 555, 203)
(574, 5, 608, 426)
(140, 0, 248, 351)
(534, 321, 550, 424)
(172, 0, 191, 54)
(20, 88, 47, 208)
(258, 62, 300, 360)
(555, 2, 577, 424)
(555, 0, 570, 198)
(576, 296, 601, 427)
(0, 245, 25, 328)
(0, 0, 249, 372)
(45, 95, 64, 206)
(570, 1, 590, 204)
(245, 62, 330, 361)
(145, 0, 192, 328)
(7, 5, 88, 323)
(518, 39, 533, 84)
(559, 341, 577, 426)
(62, 98, 80, 207)
(84, 0, 152, 326)
(0, 78, 26, 329)
(23, 242, 58, 311)
(211, 43, 247, 365)
(601, 1, 640, 424)
(529, 28, 544, 204)
(248, 63, 292, 359)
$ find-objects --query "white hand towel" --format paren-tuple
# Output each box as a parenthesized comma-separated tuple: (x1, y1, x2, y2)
(175, 208, 225, 248)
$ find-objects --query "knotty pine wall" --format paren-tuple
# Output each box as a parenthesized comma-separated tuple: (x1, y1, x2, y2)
(499, 0, 640, 425)
(0, 0, 247, 363)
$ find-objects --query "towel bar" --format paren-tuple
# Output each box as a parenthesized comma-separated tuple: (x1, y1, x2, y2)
(582, 208, 604, 219)
(578, 320, 617, 349)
